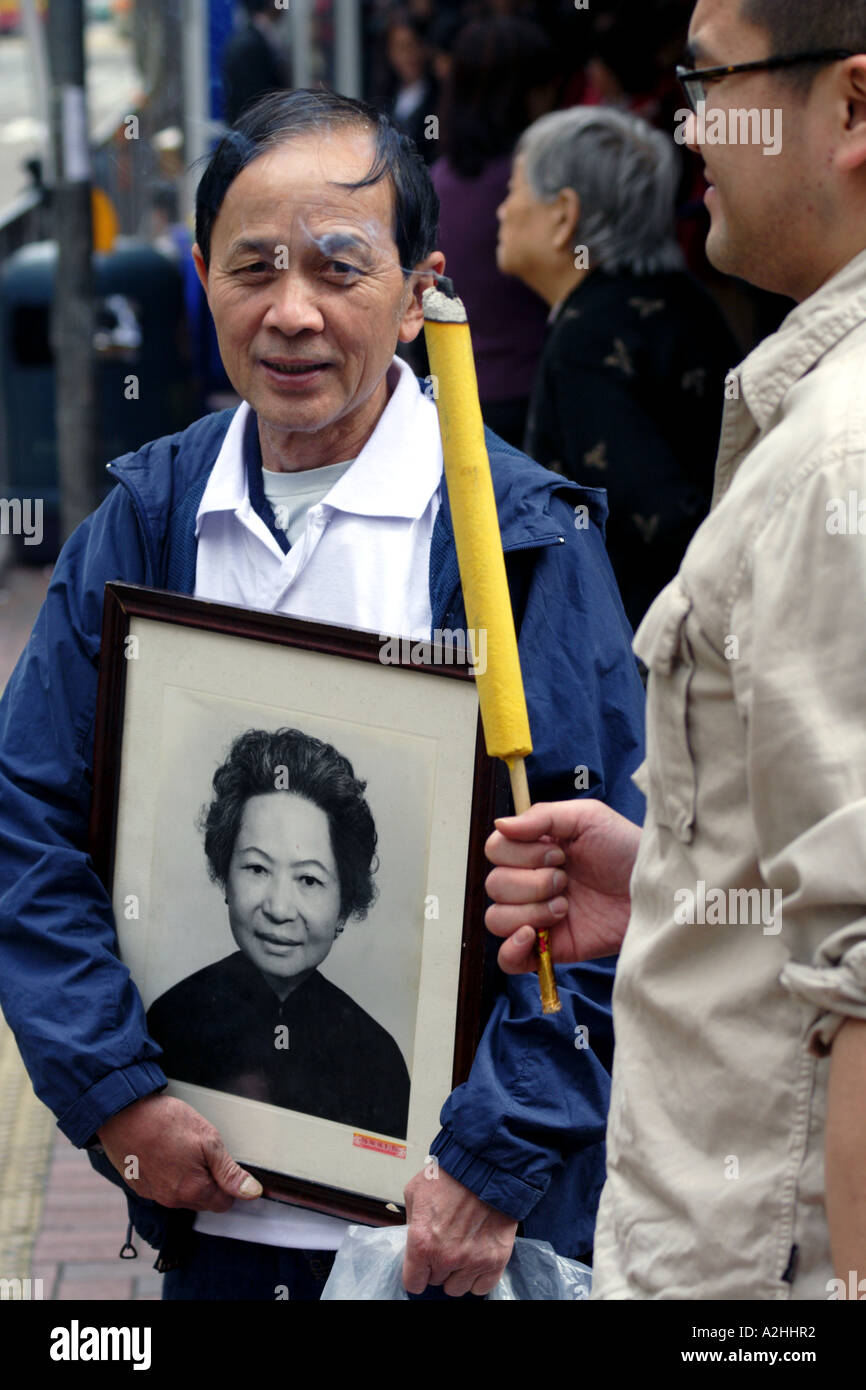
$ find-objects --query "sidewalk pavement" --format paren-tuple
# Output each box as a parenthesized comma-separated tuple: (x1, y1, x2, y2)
(0, 563, 163, 1300)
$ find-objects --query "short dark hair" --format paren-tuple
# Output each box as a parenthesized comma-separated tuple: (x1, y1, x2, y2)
(201, 727, 378, 923)
(741, 0, 866, 88)
(194, 88, 439, 273)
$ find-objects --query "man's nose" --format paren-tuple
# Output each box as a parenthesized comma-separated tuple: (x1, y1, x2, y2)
(262, 269, 326, 337)
(684, 110, 700, 154)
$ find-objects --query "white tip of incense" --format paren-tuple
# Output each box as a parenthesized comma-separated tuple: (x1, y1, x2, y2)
(422, 285, 467, 323)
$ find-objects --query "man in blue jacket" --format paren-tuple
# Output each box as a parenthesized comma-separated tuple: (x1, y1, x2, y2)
(0, 90, 645, 1299)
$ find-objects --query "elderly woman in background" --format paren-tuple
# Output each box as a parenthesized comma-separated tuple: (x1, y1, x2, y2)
(147, 727, 410, 1141)
(498, 106, 740, 628)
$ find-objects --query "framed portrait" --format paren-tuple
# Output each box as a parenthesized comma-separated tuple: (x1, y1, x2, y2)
(90, 584, 496, 1226)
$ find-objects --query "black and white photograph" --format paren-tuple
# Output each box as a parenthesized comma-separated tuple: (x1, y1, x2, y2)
(92, 584, 493, 1221)
(145, 711, 421, 1142)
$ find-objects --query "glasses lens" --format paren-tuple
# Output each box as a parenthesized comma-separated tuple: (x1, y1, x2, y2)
(687, 78, 704, 111)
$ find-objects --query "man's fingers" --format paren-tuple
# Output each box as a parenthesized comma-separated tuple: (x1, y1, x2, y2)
(485, 864, 567, 905)
(485, 829, 565, 870)
(485, 897, 568, 938)
(203, 1131, 263, 1200)
(470, 1268, 504, 1297)
(492, 801, 593, 845)
(497, 926, 542, 976)
(402, 1239, 433, 1296)
(441, 1266, 481, 1298)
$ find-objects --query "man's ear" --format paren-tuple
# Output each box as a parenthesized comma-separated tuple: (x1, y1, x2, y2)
(191, 243, 209, 297)
(838, 56, 866, 173)
(397, 251, 447, 344)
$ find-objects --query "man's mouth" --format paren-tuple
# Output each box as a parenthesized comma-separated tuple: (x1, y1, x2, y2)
(261, 359, 329, 376)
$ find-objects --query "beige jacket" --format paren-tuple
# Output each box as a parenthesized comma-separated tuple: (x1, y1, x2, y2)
(592, 249, 866, 1300)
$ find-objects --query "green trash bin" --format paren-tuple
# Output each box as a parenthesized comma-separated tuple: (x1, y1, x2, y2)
(0, 238, 194, 562)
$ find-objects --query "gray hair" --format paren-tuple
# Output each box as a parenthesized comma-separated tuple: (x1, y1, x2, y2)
(516, 106, 684, 276)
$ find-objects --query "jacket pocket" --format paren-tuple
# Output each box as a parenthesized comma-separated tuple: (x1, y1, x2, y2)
(632, 577, 697, 843)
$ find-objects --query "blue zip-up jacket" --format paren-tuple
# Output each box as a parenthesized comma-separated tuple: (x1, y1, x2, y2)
(0, 398, 645, 1263)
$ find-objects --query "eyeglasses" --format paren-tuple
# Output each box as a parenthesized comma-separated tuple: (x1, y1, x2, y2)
(676, 49, 855, 113)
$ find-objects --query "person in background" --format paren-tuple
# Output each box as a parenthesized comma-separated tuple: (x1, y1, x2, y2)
(383, 9, 439, 166)
(430, 17, 558, 448)
(221, 0, 291, 126)
(498, 105, 739, 628)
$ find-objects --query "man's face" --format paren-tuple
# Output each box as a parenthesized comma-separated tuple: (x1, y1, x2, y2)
(225, 792, 344, 991)
(496, 154, 559, 280)
(685, 0, 830, 296)
(193, 128, 435, 449)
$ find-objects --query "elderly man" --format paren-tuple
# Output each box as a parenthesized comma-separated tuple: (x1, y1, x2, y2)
(0, 90, 645, 1299)
(497, 104, 739, 628)
(486, 0, 866, 1300)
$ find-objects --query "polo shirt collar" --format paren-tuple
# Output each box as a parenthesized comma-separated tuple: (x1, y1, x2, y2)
(322, 356, 442, 520)
(195, 355, 441, 535)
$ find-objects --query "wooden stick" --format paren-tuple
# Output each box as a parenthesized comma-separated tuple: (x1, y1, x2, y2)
(508, 757, 562, 1014)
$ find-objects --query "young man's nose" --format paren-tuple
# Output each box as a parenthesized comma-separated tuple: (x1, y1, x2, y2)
(684, 110, 701, 155)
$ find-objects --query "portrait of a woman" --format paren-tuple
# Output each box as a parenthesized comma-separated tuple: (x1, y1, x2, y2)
(146, 727, 411, 1139)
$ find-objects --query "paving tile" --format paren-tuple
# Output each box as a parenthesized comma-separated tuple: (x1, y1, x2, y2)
(33, 1232, 132, 1261)
(56, 1259, 141, 1281)
(29, 1263, 60, 1297)
(55, 1279, 135, 1302)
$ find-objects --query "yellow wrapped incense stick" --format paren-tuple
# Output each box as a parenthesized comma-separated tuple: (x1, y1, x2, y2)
(423, 283, 561, 1014)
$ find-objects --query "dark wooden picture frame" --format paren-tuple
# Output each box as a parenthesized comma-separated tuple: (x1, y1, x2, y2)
(90, 583, 496, 1226)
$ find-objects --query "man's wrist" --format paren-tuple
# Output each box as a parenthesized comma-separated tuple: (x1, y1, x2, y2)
(430, 1128, 547, 1222)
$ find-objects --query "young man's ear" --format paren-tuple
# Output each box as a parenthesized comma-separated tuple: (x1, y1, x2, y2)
(398, 252, 447, 344)
(838, 57, 866, 173)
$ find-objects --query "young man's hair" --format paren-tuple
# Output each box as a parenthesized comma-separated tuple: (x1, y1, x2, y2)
(742, 0, 866, 89)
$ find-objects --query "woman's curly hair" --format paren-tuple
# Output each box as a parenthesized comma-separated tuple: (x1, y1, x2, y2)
(200, 728, 378, 922)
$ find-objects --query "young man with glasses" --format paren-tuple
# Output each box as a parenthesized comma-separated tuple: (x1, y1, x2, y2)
(484, 0, 866, 1300)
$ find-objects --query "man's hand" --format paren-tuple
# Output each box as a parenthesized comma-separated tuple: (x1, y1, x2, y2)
(97, 1094, 263, 1212)
(485, 799, 642, 972)
(402, 1167, 518, 1297)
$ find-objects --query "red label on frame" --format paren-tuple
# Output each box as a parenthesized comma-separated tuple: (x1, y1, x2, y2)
(353, 1132, 407, 1159)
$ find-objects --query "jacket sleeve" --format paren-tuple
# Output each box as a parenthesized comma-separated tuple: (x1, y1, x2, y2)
(0, 484, 168, 1147)
(432, 490, 646, 1242)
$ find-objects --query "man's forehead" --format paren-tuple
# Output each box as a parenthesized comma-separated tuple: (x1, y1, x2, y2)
(686, 0, 769, 65)
(215, 137, 397, 253)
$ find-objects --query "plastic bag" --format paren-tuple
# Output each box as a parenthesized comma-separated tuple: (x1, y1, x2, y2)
(321, 1225, 592, 1300)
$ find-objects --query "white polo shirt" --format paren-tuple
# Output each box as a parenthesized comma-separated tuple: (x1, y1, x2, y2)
(194, 356, 442, 638)
(191, 355, 443, 1251)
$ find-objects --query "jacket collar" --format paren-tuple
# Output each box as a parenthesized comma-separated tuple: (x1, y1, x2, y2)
(107, 378, 600, 579)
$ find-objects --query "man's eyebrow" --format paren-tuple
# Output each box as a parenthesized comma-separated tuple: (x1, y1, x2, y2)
(311, 230, 374, 261)
(226, 237, 276, 259)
